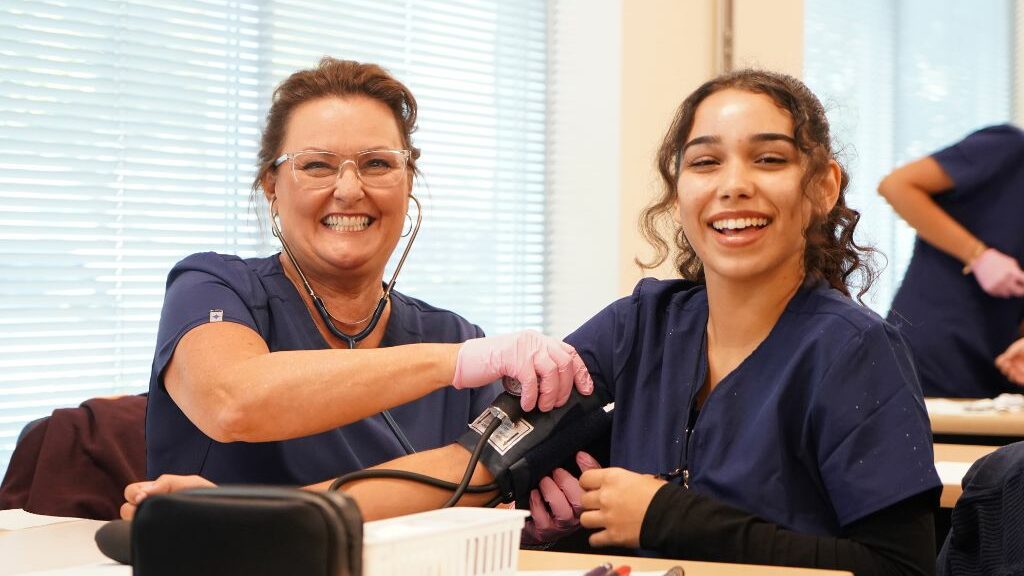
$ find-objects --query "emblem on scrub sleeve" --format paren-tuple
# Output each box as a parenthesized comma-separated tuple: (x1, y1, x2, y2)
(209, 309, 224, 322)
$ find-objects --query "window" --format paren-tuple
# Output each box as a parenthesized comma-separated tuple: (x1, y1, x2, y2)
(803, 0, 1017, 312)
(0, 0, 547, 477)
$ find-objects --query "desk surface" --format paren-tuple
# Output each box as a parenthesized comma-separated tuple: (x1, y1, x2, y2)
(519, 550, 850, 575)
(0, 517, 850, 576)
(933, 442, 997, 508)
(926, 398, 1024, 436)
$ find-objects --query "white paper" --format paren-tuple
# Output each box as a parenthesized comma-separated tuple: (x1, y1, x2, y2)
(0, 509, 80, 531)
(935, 460, 973, 485)
(925, 398, 969, 415)
(926, 393, 1024, 415)
(18, 563, 130, 576)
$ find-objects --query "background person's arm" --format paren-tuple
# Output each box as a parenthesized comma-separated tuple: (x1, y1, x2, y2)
(877, 155, 982, 266)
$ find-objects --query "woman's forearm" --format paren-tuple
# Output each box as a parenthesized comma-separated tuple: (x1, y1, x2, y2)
(880, 180, 981, 264)
(167, 322, 461, 442)
(307, 444, 498, 521)
(878, 157, 982, 265)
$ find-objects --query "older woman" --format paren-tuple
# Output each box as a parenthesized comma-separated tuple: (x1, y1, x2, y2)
(145, 57, 591, 488)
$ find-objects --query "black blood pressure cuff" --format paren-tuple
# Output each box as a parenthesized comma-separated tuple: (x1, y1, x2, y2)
(457, 389, 613, 508)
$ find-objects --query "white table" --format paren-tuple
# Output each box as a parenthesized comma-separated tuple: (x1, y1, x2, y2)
(0, 512, 850, 576)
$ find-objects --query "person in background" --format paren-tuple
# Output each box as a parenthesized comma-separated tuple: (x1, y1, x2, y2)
(566, 70, 940, 575)
(878, 124, 1024, 398)
(144, 57, 591, 538)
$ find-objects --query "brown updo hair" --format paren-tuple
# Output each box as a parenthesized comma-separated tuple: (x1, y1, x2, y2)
(252, 57, 421, 198)
(638, 69, 877, 299)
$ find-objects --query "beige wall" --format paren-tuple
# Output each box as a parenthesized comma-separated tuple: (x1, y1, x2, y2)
(617, 0, 804, 295)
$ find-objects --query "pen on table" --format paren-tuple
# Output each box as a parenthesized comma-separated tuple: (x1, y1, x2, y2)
(611, 566, 631, 576)
(661, 566, 685, 576)
(581, 563, 612, 576)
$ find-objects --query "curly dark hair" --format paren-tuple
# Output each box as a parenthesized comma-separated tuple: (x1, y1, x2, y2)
(638, 69, 877, 299)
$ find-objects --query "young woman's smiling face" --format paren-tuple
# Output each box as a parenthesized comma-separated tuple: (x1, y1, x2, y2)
(674, 88, 833, 287)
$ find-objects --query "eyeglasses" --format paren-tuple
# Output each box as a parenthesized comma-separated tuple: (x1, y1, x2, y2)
(273, 149, 411, 190)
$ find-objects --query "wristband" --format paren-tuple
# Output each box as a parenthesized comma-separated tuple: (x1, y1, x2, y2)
(962, 242, 987, 275)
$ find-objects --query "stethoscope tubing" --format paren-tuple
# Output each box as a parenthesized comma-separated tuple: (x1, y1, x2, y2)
(272, 194, 424, 454)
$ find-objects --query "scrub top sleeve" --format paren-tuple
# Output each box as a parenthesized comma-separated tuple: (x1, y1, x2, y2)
(932, 124, 1024, 200)
(811, 322, 940, 527)
(152, 255, 261, 390)
(564, 282, 646, 401)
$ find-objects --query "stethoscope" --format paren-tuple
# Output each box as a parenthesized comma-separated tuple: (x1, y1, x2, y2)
(271, 194, 423, 454)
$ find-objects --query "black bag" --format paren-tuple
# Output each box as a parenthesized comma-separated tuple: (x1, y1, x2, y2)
(130, 486, 362, 576)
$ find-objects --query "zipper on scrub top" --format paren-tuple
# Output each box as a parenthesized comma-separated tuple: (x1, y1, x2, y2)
(658, 465, 690, 489)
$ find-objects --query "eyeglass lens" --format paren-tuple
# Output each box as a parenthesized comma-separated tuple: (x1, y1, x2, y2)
(292, 150, 407, 189)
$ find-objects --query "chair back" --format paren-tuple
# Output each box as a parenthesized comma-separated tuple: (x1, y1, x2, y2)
(0, 394, 147, 520)
(937, 440, 1024, 576)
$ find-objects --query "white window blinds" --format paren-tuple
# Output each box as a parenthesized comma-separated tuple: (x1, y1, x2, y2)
(803, 0, 1016, 312)
(0, 0, 548, 478)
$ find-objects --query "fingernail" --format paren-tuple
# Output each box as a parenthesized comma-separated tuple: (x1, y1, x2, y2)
(577, 451, 598, 467)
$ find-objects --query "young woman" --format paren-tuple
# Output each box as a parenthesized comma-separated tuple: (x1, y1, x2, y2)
(568, 70, 941, 575)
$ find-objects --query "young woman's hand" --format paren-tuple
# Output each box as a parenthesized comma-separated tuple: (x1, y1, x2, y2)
(452, 330, 594, 412)
(120, 474, 217, 520)
(996, 337, 1024, 385)
(521, 452, 603, 545)
(579, 466, 666, 548)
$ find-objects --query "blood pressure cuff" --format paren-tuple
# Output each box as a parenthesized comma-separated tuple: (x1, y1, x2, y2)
(97, 486, 363, 576)
(457, 390, 613, 508)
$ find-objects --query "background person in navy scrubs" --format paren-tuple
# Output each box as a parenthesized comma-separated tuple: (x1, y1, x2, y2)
(563, 70, 941, 574)
(145, 57, 591, 509)
(879, 124, 1024, 398)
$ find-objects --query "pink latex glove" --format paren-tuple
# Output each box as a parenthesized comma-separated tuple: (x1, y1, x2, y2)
(521, 452, 603, 546)
(452, 330, 594, 412)
(972, 248, 1024, 298)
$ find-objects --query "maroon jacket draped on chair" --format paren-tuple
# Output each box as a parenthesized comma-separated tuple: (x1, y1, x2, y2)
(0, 395, 146, 520)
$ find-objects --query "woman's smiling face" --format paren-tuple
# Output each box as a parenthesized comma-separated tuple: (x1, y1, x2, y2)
(674, 88, 827, 287)
(267, 95, 411, 282)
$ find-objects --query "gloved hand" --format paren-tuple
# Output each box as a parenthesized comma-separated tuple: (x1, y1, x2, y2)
(996, 337, 1024, 385)
(452, 330, 594, 412)
(521, 452, 602, 546)
(972, 248, 1024, 298)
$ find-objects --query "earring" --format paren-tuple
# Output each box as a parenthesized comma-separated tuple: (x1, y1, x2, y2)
(401, 212, 413, 237)
(269, 197, 282, 238)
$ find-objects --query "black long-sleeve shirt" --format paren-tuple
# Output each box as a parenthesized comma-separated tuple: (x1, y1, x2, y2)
(640, 485, 939, 576)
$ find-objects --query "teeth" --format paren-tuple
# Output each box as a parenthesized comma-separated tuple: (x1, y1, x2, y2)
(711, 217, 768, 231)
(323, 215, 370, 232)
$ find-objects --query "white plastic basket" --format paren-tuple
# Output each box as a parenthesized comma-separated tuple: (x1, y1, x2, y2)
(363, 507, 530, 576)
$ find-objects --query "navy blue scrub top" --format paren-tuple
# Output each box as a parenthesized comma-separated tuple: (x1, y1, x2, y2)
(146, 252, 501, 485)
(887, 124, 1024, 398)
(566, 279, 941, 536)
